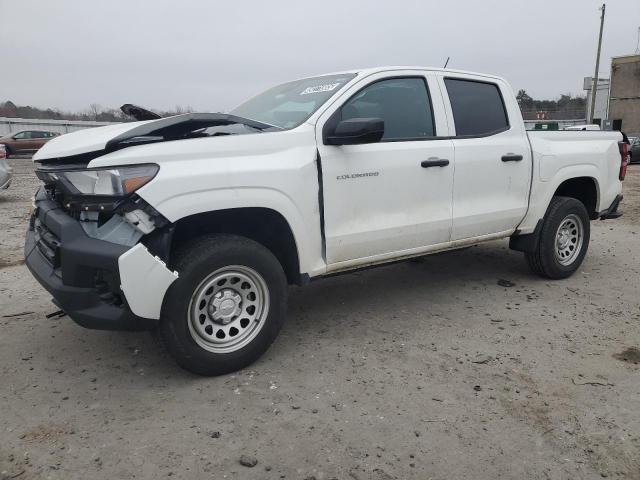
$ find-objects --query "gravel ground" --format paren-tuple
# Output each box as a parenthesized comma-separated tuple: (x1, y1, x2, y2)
(1, 158, 639, 480)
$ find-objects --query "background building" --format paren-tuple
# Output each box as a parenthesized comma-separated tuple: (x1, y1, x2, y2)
(608, 54, 640, 134)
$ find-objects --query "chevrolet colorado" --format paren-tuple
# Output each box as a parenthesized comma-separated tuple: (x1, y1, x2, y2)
(25, 67, 629, 375)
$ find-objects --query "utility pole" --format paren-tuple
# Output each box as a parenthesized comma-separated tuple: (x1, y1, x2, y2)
(589, 3, 606, 124)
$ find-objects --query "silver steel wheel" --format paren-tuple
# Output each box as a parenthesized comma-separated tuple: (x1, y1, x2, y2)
(188, 265, 269, 354)
(554, 214, 584, 266)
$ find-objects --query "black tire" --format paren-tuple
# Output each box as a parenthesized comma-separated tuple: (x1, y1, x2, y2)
(160, 234, 288, 376)
(3, 145, 11, 158)
(525, 196, 590, 279)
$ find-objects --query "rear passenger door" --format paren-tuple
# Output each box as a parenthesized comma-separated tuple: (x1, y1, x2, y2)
(439, 75, 531, 239)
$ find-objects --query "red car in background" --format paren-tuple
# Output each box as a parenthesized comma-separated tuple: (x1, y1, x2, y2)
(0, 130, 59, 157)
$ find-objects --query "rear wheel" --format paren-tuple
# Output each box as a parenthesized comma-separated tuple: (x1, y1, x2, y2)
(525, 196, 590, 279)
(160, 234, 288, 376)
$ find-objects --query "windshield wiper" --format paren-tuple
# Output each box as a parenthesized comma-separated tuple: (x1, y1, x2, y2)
(238, 118, 283, 131)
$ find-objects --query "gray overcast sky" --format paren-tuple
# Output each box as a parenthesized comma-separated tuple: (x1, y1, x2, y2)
(1, 0, 639, 113)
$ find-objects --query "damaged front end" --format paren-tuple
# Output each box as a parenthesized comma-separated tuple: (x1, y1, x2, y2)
(25, 161, 177, 330)
(24, 112, 282, 330)
(35, 163, 164, 247)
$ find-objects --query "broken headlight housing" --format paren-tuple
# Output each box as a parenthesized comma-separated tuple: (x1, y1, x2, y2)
(39, 164, 159, 196)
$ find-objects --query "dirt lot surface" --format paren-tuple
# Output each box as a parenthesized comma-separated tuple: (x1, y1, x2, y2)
(1, 159, 639, 480)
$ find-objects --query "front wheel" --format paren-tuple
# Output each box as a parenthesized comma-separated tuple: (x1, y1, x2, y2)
(160, 234, 288, 376)
(525, 196, 590, 279)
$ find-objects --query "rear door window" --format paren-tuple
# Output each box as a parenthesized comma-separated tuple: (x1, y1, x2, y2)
(444, 79, 509, 136)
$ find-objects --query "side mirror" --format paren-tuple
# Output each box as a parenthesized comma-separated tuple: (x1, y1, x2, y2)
(325, 118, 384, 146)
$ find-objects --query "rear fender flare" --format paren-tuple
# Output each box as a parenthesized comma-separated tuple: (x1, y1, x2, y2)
(519, 165, 602, 233)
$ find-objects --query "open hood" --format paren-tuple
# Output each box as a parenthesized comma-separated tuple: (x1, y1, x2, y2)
(33, 113, 279, 165)
(33, 120, 153, 162)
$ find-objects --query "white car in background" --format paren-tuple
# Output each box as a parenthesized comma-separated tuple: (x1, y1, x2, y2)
(0, 144, 12, 190)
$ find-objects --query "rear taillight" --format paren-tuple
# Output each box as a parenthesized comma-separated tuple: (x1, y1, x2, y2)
(619, 141, 629, 181)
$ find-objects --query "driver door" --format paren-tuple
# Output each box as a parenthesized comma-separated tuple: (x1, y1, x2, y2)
(316, 72, 455, 269)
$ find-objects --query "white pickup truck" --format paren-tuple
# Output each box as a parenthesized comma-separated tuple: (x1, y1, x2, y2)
(25, 67, 629, 375)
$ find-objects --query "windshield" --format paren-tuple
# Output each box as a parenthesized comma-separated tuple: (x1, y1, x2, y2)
(230, 73, 356, 130)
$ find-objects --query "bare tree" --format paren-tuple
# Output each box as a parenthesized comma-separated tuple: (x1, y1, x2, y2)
(88, 103, 102, 121)
(170, 105, 194, 115)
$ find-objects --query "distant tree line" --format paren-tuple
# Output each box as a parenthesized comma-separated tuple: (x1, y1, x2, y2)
(1, 93, 586, 123)
(0, 100, 193, 122)
(517, 90, 587, 120)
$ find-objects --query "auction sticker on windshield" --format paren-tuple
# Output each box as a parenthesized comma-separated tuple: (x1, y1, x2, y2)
(300, 83, 341, 95)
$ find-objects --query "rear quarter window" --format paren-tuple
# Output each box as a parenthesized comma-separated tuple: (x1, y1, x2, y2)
(445, 78, 509, 137)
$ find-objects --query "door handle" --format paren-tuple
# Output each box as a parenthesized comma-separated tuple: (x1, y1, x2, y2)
(502, 154, 523, 162)
(421, 158, 449, 168)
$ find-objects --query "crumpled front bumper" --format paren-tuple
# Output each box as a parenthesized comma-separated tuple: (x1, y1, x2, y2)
(24, 189, 177, 331)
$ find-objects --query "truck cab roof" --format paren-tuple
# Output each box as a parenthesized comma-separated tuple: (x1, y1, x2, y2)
(304, 65, 506, 83)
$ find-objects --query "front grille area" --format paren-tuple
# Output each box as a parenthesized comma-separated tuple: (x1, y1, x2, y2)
(42, 181, 122, 225)
(34, 218, 61, 268)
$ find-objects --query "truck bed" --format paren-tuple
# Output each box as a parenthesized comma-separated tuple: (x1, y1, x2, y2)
(519, 130, 624, 233)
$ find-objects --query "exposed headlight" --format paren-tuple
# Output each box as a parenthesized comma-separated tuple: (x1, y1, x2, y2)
(56, 164, 159, 196)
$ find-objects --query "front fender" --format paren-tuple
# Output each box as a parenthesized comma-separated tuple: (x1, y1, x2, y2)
(138, 184, 324, 277)
(86, 127, 325, 275)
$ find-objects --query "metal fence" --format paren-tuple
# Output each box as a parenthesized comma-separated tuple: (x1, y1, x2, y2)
(0, 117, 121, 136)
(520, 109, 587, 121)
